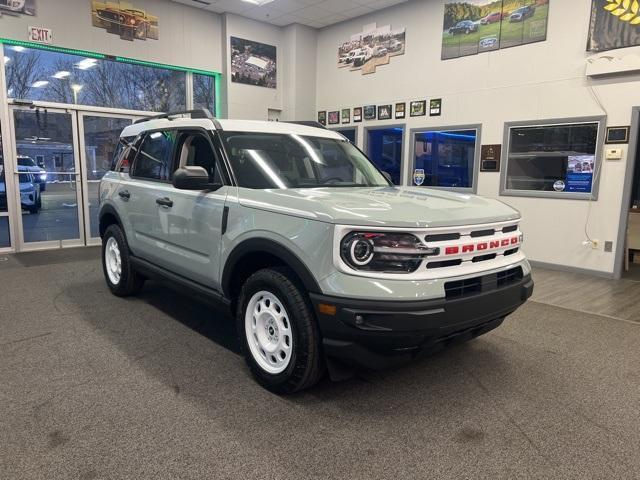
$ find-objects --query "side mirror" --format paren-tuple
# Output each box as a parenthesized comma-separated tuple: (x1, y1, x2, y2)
(381, 171, 393, 184)
(173, 166, 216, 191)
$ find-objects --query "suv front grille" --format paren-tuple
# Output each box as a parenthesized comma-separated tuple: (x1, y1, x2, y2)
(445, 266, 524, 300)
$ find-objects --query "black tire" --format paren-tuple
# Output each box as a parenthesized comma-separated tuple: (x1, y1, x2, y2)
(237, 267, 324, 394)
(102, 224, 145, 297)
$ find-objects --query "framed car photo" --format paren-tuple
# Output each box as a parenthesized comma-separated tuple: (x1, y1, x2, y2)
(318, 111, 327, 126)
(353, 107, 363, 123)
(395, 102, 406, 119)
(328, 111, 340, 125)
(378, 105, 392, 120)
(410, 100, 426, 117)
(364, 105, 376, 120)
(341, 108, 351, 124)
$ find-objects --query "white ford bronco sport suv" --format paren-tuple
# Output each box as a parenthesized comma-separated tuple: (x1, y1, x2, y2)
(99, 110, 533, 393)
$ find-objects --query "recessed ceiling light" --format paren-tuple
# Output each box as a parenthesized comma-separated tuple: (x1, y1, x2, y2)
(241, 0, 275, 5)
(52, 71, 71, 79)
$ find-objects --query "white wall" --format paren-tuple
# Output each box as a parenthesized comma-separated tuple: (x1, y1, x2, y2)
(0, 0, 223, 72)
(315, 0, 640, 275)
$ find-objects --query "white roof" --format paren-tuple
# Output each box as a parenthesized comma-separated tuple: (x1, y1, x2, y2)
(245, 56, 269, 70)
(121, 117, 343, 140)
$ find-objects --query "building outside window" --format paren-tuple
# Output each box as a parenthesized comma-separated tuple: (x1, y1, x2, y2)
(502, 119, 603, 198)
(411, 127, 479, 191)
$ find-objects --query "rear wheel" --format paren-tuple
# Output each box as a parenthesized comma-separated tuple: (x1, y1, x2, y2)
(237, 268, 324, 394)
(102, 224, 145, 297)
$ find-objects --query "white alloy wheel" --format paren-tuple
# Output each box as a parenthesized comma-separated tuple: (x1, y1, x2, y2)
(245, 291, 293, 374)
(105, 236, 122, 285)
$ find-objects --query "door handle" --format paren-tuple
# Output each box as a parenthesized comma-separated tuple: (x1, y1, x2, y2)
(156, 197, 173, 208)
(118, 190, 130, 200)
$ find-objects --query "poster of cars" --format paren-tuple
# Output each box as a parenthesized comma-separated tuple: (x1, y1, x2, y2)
(231, 37, 277, 89)
(442, 0, 550, 60)
(91, 1, 158, 41)
(587, 0, 640, 52)
(337, 23, 406, 75)
(318, 111, 327, 126)
(0, 0, 36, 16)
(410, 100, 426, 117)
(328, 111, 340, 125)
(341, 108, 351, 124)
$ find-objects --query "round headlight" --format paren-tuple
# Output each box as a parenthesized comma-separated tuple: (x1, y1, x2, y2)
(350, 238, 374, 266)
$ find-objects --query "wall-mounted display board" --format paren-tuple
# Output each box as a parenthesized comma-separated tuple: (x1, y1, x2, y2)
(328, 111, 340, 125)
(337, 22, 406, 75)
(442, 0, 550, 60)
(91, 1, 158, 41)
(230, 37, 277, 89)
(364, 105, 376, 120)
(378, 105, 392, 120)
(318, 111, 327, 125)
(353, 107, 363, 122)
(588, 0, 640, 52)
(395, 102, 406, 119)
(410, 100, 426, 117)
(606, 126, 630, 144)
(0, 0, 35, 16)
(341, 108, 351, 124)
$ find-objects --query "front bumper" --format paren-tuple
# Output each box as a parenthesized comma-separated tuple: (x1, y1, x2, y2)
(311, 271, 533, 369)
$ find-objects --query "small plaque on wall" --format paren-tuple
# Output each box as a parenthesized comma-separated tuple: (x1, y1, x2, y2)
(605, 126, 630, 144)
(481, 144, 502, 172)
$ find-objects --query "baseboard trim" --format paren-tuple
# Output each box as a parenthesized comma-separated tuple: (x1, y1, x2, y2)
(528, 260, 615, 280)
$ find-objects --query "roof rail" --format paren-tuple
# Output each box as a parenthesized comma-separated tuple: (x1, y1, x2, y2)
(284, 121, 327, 130)
(134, 109, 214, 125)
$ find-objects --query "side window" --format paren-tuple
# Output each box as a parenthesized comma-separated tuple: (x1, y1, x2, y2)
(132, 131, 177, 181)
(110, 136, 137, 172)
(177, 131, 221, 183)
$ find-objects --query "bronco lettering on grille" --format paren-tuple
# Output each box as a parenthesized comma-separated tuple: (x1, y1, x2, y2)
(443, 236, 519, 256)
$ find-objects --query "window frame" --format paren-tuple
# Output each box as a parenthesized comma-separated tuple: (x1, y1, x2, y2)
(129, 129, 180, 184)
(174, 127, 230, 185)
(408, 124, 481, 193)
(500, 116, 606, 200)
(363, 123, 406, 186)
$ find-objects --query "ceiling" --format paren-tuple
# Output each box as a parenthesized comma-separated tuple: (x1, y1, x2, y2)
(172, 0, 410, 28)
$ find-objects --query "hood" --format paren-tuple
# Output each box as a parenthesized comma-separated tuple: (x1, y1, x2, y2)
(238, 186, 520, 228)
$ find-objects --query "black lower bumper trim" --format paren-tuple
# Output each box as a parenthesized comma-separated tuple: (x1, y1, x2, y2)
(311, 274, 533, 369)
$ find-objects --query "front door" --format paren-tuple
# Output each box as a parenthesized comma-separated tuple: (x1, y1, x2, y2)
(7, 106, 142, 251)
(10, 106, 84, 250)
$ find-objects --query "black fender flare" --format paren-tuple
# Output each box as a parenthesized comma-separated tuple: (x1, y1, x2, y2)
(221, 238, 322, 297)
(98, 204, 123, 238)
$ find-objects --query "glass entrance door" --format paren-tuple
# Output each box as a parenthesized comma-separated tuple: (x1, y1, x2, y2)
(10, 106, 84, 249)
(78, 113, 137, 245)
(8, 107, 141, 251)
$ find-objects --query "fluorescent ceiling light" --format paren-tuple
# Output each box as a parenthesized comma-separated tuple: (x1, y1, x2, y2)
(241, 0, 275, 5)
(31, 80, 49, 88)
(52, 71, 71, 79)
(75, 58, 98, 70)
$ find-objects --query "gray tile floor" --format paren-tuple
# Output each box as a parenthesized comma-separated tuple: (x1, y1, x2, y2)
(1, 248, 639, 479)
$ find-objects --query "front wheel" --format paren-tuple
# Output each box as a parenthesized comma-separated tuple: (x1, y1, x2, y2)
(237, 268, 324, 394)
(102, 224, 145, 297)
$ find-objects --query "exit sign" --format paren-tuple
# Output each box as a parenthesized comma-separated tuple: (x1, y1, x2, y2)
(28, 26, 53, 44)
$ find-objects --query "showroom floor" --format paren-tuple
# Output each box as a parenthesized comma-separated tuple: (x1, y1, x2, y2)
(1, 248, 639, 480)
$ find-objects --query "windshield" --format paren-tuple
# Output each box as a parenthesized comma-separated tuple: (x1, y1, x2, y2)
(221, 132, 391, 189)
(18, 157, 36, 167)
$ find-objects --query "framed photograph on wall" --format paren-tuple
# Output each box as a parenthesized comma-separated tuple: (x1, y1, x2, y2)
(353, 107, 363, 122)
(230, 37, 277, 89)
(328, 111, 340, 125)
(410, 100, 426, 117)
(341, 108, 351, 124)
(395, 102, 406, 119)
(318, 111, 327, 126)
(378, 105, 392, 120)
(430, 98, 442, 116)
(364, 105, 376, 120)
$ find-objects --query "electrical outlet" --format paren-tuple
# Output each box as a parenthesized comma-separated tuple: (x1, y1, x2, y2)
(591, 239, 600, 250)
